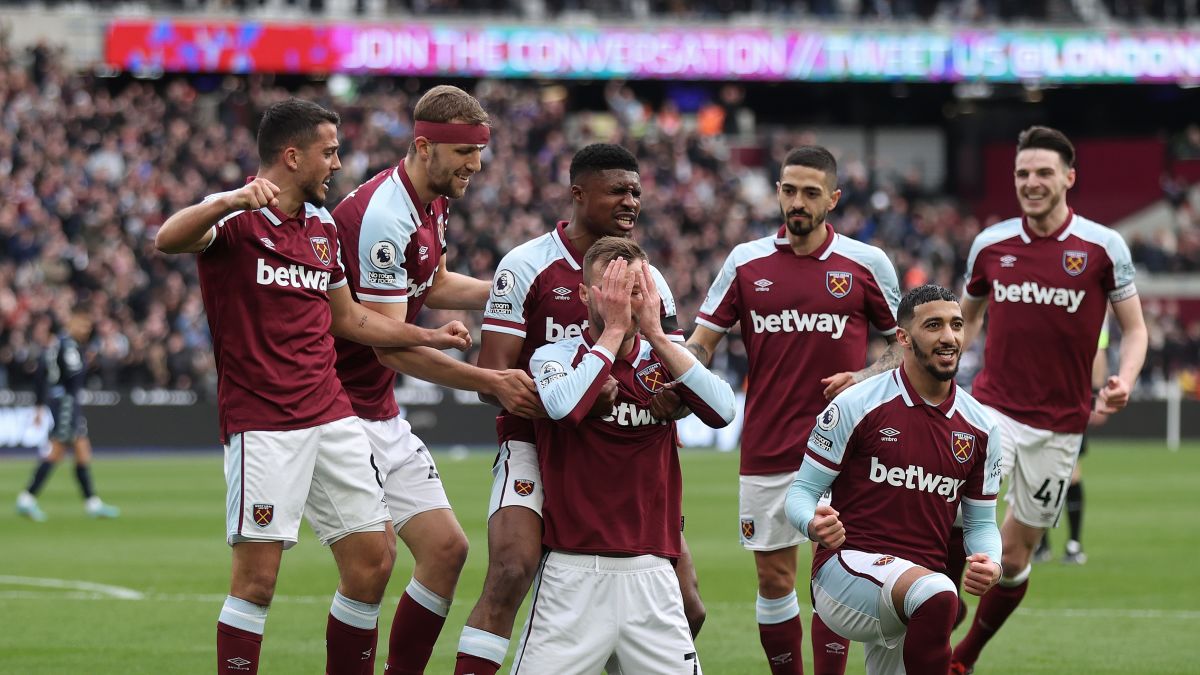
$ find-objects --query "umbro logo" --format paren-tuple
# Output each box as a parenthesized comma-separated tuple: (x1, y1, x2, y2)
(1000, 254, 1017, 268)
(825, 642, 847, 654)
(769, 651, 793, 665)
(260, 237, 275, 250)
(226, 656, 252, 671)
(754, 279, 773, 292)
(418, 245, 430, 260)
(553, 286, 572, 300)
(880, 427, 900, 442)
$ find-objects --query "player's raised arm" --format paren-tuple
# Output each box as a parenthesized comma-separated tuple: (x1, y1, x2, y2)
(635, 264, 736, 428)
(531, 258, 633, 425)
(156, 178, 281, 254)
(366, 295, 542, 418)
(328, 284, 470, 350)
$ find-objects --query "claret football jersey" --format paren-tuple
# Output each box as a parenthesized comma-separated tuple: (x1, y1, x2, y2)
(804, 367, 1002, 573)
(196, 195, 353, 443)
(963, 210, 1136, 433)
(482, 221, 683, 444)
(331, 162, 448, 420)
(697, 223, 900, 476)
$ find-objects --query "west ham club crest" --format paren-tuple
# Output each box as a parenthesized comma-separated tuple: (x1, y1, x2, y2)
(252, 503, 274, 528)
(310, 236, 332, 266)
(513, 479, 535, 496)
(637, 362, 668, 393)
(826, 271, 852, 298)
(1063, 250, 1088, 276)
(951, 431, 976, 464)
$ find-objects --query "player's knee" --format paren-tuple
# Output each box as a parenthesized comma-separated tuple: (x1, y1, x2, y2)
(432, 530, 470, 573)
(233, 569, 279, 607)
(1001, 548, 1032, 575)
(756, 568, 795, 598)
(904, 574, 958, 634)
(485, 552, 540, 607)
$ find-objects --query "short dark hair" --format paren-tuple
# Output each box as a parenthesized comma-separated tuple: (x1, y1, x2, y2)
(897, 284, 958, 326)
(582, 236, 647, 282)
(570, 144, 639, 183)
(257, 98, 340, 166)
(782, 145, 838, 188)
(1017, 126, 1075, 168)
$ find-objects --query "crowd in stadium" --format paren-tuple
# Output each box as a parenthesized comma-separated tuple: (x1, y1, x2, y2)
(1, 37, 1197, 396)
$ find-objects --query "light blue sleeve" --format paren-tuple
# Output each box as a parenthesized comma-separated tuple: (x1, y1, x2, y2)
(961, 500, 1002, 563)
(529, 342, 614, 424)
(1104, 230, 1138, 303)
(785, 457, 838, 534)
(673, 348, 737, 427)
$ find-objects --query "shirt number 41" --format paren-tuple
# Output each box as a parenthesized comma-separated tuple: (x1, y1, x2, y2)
(1033, 478, 1066, 509)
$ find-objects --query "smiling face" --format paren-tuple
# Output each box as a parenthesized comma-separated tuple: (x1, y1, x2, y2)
(425, 140, 484, 199)
(777, 164, 840, 237)
(1014, 148, 1075, 221)
(294, 121, 341, 207)
(899, 299, 964, 382)
(574, 169, 642, 238)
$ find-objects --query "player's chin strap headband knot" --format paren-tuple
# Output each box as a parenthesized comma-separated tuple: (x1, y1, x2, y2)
(413, 121, 490, 146)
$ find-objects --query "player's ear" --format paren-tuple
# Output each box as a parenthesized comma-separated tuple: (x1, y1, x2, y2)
(828, 188, 842, 212)
(896, 325, 912, 349)
(570, 183, 584, 203)
(577, 282, 589, 305)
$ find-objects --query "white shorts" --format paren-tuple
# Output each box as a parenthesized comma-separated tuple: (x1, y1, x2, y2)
(739, 472, 829, 551)
(811, 550, 925, 675)
(511, 552, 701, 675)
(224, 416, 389, 548)
(986, 406, 1083, 529)
(360, 415, 451, 531)
(487, 440, 543, 519)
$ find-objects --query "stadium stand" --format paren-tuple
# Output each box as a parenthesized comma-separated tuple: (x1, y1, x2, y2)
(1, 27, 1198, 400)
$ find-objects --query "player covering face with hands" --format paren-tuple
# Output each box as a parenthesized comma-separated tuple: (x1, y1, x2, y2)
(509, 238, 736, 674)
(786, 285, 1004, 675)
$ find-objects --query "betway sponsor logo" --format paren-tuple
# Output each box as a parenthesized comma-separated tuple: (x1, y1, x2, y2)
(992, 280, 1085, 313)
(408, 269, 437, 299)
(545, 317, 586, 342)
(602, 401, 669, 427)
(256, 258, 330, 291)
(750, 310, 848, 339)
(868, 456, 965, 502)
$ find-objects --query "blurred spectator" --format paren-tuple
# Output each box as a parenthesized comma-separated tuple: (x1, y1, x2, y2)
(1, 35, 1195, 403)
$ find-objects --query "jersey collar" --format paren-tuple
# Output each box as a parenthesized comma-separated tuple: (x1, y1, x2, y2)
(775, 222, 837, 260)
(552, 221, 584, 271)
(894, 365, 957, 418)
(582, 330, 643, 364)
(394, 162, 438, 228)
(1020, 208, 1075, 243)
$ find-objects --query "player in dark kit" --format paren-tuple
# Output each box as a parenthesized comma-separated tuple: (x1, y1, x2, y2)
(16, 312, 120, 521)
(512, 237, 736, 673)
(687, 145, 902, 675)
(156, 98, 469, 675)
(331, 85, 539, 674)
(949, 127, 1148, 674)
(787, 284, 1003, 675)
(455, 144, 706, 675)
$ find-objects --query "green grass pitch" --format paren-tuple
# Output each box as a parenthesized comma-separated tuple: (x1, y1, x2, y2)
(2, 440, 1197, 673)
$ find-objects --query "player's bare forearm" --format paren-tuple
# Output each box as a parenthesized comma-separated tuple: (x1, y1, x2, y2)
(685, 325, 724, 368)
(376, 345, 493, 391)
(685, 342, 712, 367)
(156, 198, 230, 253)
(426, 271, 490, 310)
(329, 286, 435, 348)
(854, 338, 902, 382)
(1113, 295, 1148, 389)
(332, 306, 432, 348)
